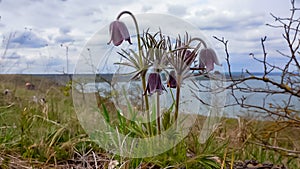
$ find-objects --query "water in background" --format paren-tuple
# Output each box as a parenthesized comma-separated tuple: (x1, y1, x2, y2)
(76, 74, 300, 120)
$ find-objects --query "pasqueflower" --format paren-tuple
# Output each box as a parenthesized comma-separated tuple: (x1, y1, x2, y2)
(183, 50, 194, 66)
(108, 20, 132, 46)
(199, 48, 222, 71)
(144, 73, 166, 95)
(167, 70, 177, 88)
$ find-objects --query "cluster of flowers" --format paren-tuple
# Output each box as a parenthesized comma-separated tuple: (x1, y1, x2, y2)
(108, 13, 221, 94)
(107, 11, 221, 127)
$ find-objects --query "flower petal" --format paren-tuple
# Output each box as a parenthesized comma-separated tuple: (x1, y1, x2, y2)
(184, 50, 194, 65)
(212, 50, 222, 66)
(109, 21, 124, 46)
(108, 20, 132, 46)
(167, 70, 177, 88)
(199, 48, 221, 71)
(144, 73, 166, 95)
(118, 21, 132, 44)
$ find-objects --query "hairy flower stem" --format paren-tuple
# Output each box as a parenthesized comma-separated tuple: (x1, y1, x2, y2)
(141, 71, 151, 135)
(117, 11, 151, 135)
(189, 37, 207, 48)
(155, 69, 161, 135)
(156, 92, 161, 135)
(174, 75, 182, 125)
(116, 11, 142, 63)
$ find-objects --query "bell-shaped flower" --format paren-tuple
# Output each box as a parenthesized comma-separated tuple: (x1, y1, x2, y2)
(108, 20, 132, 46)
(167, 70, 177, 88)
(199, 48, 222, 71)
(144, 73, 166, 95)
(183, 50, 194, 65)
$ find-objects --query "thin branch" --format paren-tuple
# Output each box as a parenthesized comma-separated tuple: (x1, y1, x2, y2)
(249, 141, 300, 156)
(213, 36, 233, 80)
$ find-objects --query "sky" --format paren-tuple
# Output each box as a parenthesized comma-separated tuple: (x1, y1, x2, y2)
(0, 0, 298, 74)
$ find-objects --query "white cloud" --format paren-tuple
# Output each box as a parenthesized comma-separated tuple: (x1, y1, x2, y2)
(9, 30, 48, 48)
(167, 4, 187, 17)
(0, 0, 298, 73)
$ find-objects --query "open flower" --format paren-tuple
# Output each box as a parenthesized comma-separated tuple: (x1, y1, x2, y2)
(199, 48, 222, 71)
(108, 20, 132, 46)
(167, 70, 177, 88)
(144, 73, 166, 95)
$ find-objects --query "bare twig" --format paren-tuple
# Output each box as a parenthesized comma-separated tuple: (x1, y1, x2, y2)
(249, 141, 300, 157)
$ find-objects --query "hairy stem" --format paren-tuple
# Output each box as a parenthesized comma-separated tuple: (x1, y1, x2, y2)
(174, 75, 182, 124)
(116, 11, 143, 63)
(189, 37, 207, 48)
(156, 91, 161, 135)
(117, 11, 151, 135)
(117, 11, 148, 109)
(141, 71, 151, 135)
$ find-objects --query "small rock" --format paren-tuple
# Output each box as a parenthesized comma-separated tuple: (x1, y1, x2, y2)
(247, 163, 263, 168)
(3, 89, 10, 95)
(108, 160, 119, 169)
(262, 161, 273, 168)
(271, 164, 287, 169)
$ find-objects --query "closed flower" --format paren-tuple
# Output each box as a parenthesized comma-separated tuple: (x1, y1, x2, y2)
(167, 70, 177, 88)
(144, 73, 166, 95)
(199, 48, 222, 71)
(183, 50, 196, 66)
(108, 20, 132, 46)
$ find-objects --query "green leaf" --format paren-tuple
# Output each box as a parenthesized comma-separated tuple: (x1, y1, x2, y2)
(101, 103, 110, 123)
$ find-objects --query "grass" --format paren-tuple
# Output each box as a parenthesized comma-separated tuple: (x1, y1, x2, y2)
(0, 75, 299, 168)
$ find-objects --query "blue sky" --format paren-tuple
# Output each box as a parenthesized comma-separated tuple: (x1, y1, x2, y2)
(0, 0, 297, 74)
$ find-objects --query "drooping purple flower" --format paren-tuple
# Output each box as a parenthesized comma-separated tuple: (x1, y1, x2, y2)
(167, 70, 177, 88)
(183, 50, 194, 66)
(108, 20, 132, 46)
(199, 48, 222, 71)
(144, 73, 166, 95)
